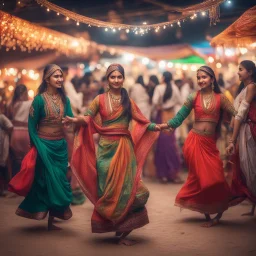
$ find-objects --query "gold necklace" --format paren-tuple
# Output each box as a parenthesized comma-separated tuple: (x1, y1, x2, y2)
(109, 92, 121, 110)
(202, 92, 214, 110)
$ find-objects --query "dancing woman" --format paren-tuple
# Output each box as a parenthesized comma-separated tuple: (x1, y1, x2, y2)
(226, 60, 256, 216)
(161, 66, 236, 227)
(9, 64, 73, 230)
(63, 64, 160, 245)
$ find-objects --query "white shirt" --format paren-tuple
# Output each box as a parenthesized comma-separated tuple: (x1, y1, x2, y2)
(152, 83, 182, 111)
(63, 80, 83, 113)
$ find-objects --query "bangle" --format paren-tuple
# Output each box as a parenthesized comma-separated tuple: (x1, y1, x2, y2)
(166, 122, 171, 128)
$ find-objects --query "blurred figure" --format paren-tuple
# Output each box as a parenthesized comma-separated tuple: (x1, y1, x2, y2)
(148, 75, 160, 105)
(152, 71, 183, 183)
(0, 112, 13, 196)
(62, 66, 84, 115)
(98, 76, 108, 94)
(62, 67, 86, 205)
(130, 75, 151, 120)
(8, 84, 32, 176)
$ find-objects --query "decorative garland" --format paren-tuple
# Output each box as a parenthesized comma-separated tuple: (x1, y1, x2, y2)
(36, 0, 225, 34)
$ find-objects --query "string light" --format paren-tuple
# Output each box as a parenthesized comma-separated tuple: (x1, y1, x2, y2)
(0, 10, 127, 57)
(36, 0, 226, 35)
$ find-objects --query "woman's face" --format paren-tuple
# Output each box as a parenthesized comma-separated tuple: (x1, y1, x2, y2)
(197, 71, 213, 90)
(237, 64, 252, 82)
(46, 70, 63, 89)
(108, 70, 124, 90)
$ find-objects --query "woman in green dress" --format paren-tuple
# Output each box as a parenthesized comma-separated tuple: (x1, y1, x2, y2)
(9, 64, 73, 230)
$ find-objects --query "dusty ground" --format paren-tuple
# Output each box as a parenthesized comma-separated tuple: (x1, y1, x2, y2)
(0, 178, 256, 256)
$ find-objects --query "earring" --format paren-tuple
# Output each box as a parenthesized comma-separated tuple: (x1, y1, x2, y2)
(106, 85, 110, 91)
(212, 83, 214, 90)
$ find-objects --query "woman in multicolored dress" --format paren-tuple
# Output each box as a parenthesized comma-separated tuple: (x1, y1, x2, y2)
(227, 60, 256, 216)
(63, 64, 160, 245)
(161, 66, 237, 227)
(9, 64, 73, 230)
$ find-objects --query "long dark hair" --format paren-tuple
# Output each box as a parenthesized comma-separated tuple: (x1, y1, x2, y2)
(136, 75, 145, 88)
(106, 65, 132, 121)
(148, 75, 159, 103)
(162, 71, 173, 103)
(236, 60, 256, 96)
(37, 64, 66, 105)
(197, 66, 223, 136)
(11, 84, 28, 106)
(8, 84, 28, 119)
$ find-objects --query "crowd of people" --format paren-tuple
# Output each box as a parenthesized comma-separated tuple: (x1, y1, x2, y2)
(0, 60, 255, 245)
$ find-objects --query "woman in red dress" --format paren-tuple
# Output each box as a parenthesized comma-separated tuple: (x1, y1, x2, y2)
(161, 66, 237, 227)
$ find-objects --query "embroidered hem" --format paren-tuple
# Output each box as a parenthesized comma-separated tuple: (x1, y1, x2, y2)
(91, 208, 149, 233)
(16, 207, 72, 220)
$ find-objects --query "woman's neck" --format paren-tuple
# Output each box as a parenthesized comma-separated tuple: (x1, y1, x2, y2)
(200, 86, 213, 94)
(243, 78, 253, 87)
(109, 88, 121, 96)
(46, 86, 58, 95)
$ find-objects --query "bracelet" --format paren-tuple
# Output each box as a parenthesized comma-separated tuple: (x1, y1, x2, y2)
(166, 122, 171, 128)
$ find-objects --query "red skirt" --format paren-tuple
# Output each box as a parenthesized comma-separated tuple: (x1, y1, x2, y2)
(175, 130, 231, 214)
(229, 149, 256, 206)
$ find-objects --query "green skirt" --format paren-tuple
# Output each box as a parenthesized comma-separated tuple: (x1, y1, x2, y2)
(16, 138, 72, 220)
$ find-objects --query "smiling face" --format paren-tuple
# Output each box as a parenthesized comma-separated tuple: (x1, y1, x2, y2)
(108, 70, 124, 90)
(237, 64, 252, 82)
(46, 70, 63, 89)
(197, 70, 214, 90)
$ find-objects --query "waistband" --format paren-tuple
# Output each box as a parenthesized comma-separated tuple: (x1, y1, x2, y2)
(192, 128, 215, 137)
(38, 131, 64, 140)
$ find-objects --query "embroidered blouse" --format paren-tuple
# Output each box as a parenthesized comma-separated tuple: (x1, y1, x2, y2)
(28, 93, 73, 141)
(168, 91, 237, 128)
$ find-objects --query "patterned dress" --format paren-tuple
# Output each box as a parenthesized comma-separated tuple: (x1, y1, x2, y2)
(71, 92, 159, 233)
(9, 92, 73, 220)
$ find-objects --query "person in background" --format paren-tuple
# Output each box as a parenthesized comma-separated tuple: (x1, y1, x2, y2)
(8, 84, 32, 177)
(130, 75, 151, 120)
(152, 71, 183, 183)
(0, 112, 13, 196)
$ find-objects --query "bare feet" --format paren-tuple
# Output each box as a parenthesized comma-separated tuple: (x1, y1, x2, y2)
(118, 238, 138, 246)
(118, 231, 137, 246)
(201, 212, 222, 228)
(48, 216, 62, 231)
(201, 218, 219, 228)
(204, 214, 211, 221)
(241, 205, 255, 216)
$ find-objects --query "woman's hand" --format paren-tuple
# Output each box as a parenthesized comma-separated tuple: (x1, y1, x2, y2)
(159, 123, 169, 130)
(154, 124, 161, 131)
(62, 116, 78, 125)
(226, 143, 235, 155)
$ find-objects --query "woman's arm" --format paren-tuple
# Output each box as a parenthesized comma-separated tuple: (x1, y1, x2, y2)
(63, 95, 100, 126)
(160, 92, 196, 129)
(227, 84, 256, 154)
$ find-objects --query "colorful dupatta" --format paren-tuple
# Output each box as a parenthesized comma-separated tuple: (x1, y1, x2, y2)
(71, 93, 159, 232)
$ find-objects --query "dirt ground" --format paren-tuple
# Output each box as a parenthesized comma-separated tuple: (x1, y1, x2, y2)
(0, 179, 256, 256)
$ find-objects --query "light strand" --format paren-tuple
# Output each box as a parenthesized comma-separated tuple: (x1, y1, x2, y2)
(36, 0, 225, 34)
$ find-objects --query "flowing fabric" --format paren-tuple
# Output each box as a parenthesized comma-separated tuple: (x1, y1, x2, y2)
(169, 92, 236, 214)
(8, 94, 73, 220)
(230, 88, 256, 205)
(71, 93, 159, 233)
(155, 109, 181, 180)
(175, 130, 231, 214)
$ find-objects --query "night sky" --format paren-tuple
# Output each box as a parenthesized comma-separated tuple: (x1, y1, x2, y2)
(1, 0, 255, 46)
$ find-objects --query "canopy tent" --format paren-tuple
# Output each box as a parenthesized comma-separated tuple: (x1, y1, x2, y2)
(169, 55, 205, 64)
(108, 44, 207, 61)
(211, 6, 256, 47)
